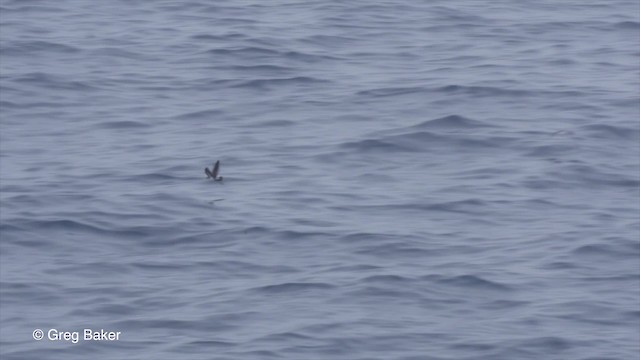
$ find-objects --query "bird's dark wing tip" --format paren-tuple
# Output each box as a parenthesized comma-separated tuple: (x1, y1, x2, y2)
(213, 160, 220, 178)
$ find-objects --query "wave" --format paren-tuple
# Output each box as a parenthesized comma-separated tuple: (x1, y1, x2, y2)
(435, 84, 533, 97)
(340, 119, 510, 154)
(362, 199, 488, 214)
(580, 124, 640, 140)
(613, 21, 640, 30)
(10, 72, 98, 91)
(204, 46, 341, 62)
(298, 34, 358, 47)
(406, 115, 492, 130)
(88, 47, 149, 60)
(190, 33, 247, 41)
(231, 76, 328, 89)
(174, 109, 224, 120)
(225, 64, 292, 73)
(340, 138, 419, 153)
(357, 84, 585, 99)
(94, 120, 150, 129)
(572, 242, 639, 259)
(524, 144, 576, 157)
(249, 119, 295, 127)
(253, 282, 335, 293)
(356, 241, 435, 257)
(357, 86, 425, 97)
(360, 274, 413, 283)
(205, 46, 280, 57)
(562, 164, 640, 187)
(3, 218, 156, 241)
(2, 40, 80, 56)
(435, 275, 512, 291)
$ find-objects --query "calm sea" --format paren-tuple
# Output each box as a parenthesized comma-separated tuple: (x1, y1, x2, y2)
(1, 1, 639, 359)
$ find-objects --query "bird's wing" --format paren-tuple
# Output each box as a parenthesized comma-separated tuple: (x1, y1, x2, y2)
(212, 160, 220, 178)
(205, 168, 212, 178)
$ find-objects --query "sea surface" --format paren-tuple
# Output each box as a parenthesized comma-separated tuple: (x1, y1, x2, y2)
(1, 1, 639, 359)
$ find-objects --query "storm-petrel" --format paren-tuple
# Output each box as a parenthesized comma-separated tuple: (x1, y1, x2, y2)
(205, 160, 223, 181)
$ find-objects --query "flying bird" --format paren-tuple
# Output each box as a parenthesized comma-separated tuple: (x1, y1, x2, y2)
(205, 160, 223, 181)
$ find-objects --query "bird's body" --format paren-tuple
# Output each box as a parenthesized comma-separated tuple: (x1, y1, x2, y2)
(205, 160, 223, 181)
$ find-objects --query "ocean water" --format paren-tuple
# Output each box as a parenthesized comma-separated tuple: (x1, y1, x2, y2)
(1, 0, 639, 359)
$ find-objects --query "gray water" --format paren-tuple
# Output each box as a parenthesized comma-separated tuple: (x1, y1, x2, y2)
(1, 1, 639, 359)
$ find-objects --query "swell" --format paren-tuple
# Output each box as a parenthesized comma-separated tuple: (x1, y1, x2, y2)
(357, 85, 584, 98)
(3, 218, 153, 240)
(1, 40, 80, 56)
(204, 46, 342, 62)
(8, 72, 98, 91)
(338, 115, 511, 154)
